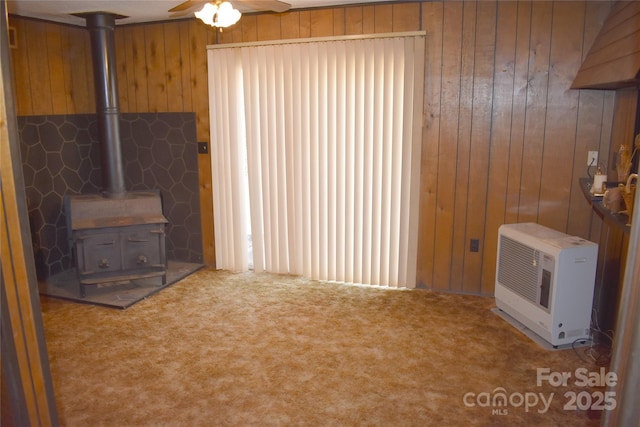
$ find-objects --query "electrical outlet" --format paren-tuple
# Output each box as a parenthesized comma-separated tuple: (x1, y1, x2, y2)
(587, 151, 598, 167)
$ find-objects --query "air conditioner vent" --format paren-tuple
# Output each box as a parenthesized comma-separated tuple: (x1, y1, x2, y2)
(497, 235, 539, 304)
(494, 222, 597, 347)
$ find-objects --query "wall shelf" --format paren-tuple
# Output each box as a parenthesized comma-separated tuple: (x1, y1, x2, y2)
(579, 177, 631, 341)
(579, 177, 631, 235)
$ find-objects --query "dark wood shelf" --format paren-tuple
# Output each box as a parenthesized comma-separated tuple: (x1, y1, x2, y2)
(579, 177, 631, 235)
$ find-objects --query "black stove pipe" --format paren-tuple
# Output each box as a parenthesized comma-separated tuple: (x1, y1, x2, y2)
(84, 13, 126, 198)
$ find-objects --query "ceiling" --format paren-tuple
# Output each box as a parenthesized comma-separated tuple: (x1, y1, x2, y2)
(6, 0, 397, 26)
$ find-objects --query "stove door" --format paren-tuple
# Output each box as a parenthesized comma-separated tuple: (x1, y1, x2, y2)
(77, 233, 123, 275)
(122, 225, 166, 270)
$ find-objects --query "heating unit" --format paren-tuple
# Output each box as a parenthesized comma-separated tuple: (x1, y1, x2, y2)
(495, 223, 598, 347)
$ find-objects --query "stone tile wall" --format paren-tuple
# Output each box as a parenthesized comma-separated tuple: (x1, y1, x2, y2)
(18, 112, 203, 279)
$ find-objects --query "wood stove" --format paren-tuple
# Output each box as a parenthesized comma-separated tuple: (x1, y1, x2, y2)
(65, 12, 168, 296)
(66, 193, 168, 297)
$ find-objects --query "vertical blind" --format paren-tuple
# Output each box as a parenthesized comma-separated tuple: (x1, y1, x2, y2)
(207, 33, 425, 288)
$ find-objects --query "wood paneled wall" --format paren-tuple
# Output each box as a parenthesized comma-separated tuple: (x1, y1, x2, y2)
(8, 19, 94, 115)
(8, 1, 619, 295)
(418, 1, 616, 294)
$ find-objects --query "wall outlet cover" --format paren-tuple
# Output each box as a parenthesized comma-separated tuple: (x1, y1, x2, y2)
(198, 142, 209, 154)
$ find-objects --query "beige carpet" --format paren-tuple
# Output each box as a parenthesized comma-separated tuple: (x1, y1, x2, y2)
(41, 268, 606, 426)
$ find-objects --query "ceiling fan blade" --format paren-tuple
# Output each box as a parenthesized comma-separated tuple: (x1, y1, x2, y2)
(169, 0, 205, 13)
(238, 0, 291, 13)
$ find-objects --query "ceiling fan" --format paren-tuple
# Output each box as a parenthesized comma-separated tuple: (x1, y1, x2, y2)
(169, 0, 291, 15)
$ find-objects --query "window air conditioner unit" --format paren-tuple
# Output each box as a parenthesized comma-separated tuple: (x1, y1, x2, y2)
(495, 223, 597, 347)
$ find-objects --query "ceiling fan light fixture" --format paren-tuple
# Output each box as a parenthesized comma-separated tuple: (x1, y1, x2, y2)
(195, 1, 241, 28)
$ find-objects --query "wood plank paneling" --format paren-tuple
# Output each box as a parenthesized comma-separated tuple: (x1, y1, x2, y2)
(281, 12, 301, 39)
(24, 21, 53, 114)
(299, 10, 312, 38)
(416, 1, 443, 289)
(483, 0, 551, 291)
(9, 19, 31, 115)
(8, 1, 618, 290)
(567, 1, 614, 239)
(449, 0, 477, 293)
(119, 26, 138, 112)
(472, 0, 499, 296)
(333, 8, 345, 36)
(163, 22, 184, 112)
(373, 4, 393, 33)
(462, 0, 500, 294)
(572, 1, 640, 89)
(241, 14, 259, 42)
(602, 0, 640, 29)
(114, 25, 130, 112)
(178, 21, 194, 113)
(310, 9, 334, 37)
(579, 32, 640, 75)
(144, 24, 168, 112)
(80, 30, 96, 112)
(432, 1, 463, 291)
(582, 4, 640, 54)
(362, 5, 375, 34)
(10, 19, 95, 115)
(393, 2, 421, 32)
(257, 13, 282, 40)
(516, 1, 553, 225)
(538, 1, 584, 232)
(187, 21, 210, 142)
(504, 1, 532, 226)
(217, 18, 243, 44)
(130, 25, 150, 112)
(344, 6, 363, 35)
(45, 24, 68, 114)
(608, 88, 639, 182)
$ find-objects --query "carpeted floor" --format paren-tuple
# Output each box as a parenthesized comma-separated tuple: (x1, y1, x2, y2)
(40, 268, 606, 426)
